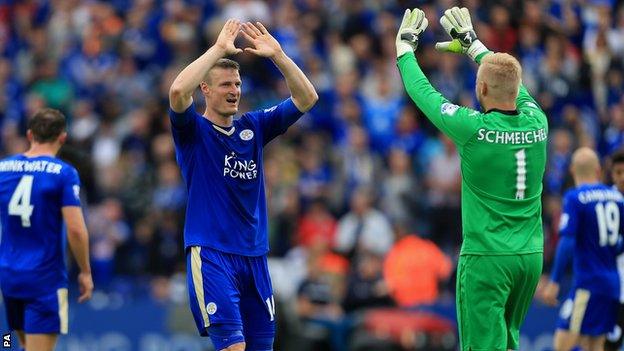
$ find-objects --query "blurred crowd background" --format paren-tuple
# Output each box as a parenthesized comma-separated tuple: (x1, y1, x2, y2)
(1, 0, 624, 350)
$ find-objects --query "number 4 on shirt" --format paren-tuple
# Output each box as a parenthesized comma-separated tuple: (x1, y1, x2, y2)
(9, 175, 34, 227)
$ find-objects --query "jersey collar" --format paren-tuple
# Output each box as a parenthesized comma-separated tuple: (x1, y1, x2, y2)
(485, 108, 519, 115)
(211, 124, 235, 136)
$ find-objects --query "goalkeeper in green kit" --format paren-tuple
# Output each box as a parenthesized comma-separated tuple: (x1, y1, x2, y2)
(395, 7, 547, 351)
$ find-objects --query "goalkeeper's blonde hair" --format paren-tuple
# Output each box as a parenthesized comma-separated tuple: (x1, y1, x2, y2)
(477, 53, 522, 102)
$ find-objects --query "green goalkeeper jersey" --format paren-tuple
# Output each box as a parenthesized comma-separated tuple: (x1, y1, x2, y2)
(397, 52, 547, 255)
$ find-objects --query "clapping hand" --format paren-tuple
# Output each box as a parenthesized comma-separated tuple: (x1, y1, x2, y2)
(215, 19, 243, 55)
(241, 22, 283, 59)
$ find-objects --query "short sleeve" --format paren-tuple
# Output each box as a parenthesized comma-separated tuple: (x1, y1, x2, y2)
(250, 98, 304, 145)
(61, 167, 81, 207)
(169, 104, 199, 145)
(559, 190, 578, 238)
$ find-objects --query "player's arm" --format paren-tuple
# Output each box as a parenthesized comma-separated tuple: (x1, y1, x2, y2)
(542, 191, 579, 306)
(62, 206, 93, 303)
(61, 168, 93, 303)
(169, 19, 243, 114)
(617, 202, 624, 254)
(396, 9, 480, 146)
(241, 22, 318, 112)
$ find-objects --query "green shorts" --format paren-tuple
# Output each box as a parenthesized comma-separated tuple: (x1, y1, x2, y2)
(456, 253, 542, 350)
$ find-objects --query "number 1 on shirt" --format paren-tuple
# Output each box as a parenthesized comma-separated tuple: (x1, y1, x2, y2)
(9, 175, 34, 227)
(515, 149, 527, 200)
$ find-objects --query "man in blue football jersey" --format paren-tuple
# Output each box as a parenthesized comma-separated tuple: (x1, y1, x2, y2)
(605, 150, 624, 351)
(168, 19, 317, 351)
(542, 147, 623, 351)
(0, 108, 93, 351)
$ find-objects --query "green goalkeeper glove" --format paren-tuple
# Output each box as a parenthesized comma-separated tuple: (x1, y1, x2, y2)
(396, 8, 428, 58)
(435, 7, 489, 61)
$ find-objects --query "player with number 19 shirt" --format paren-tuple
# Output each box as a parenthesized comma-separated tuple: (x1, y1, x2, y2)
(540, 148, 622, 350)
(556, 183, 622, 331)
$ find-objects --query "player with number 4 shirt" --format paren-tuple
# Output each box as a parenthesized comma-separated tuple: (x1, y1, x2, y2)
(0, 108, 92, 351)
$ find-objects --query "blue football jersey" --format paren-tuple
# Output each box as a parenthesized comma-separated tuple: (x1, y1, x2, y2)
(170, 98, 303, 256)
(559, 183, 624, 300)
(0, 155, 81, 298)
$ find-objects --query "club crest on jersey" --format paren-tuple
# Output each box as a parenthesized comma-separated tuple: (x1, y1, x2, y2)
(239, 129, 254, 141)
(206, 302, 217, 315)
(441, 103, 459, 116)
(524, 101, 539, 110)
(73, 185, 80, 200)
(559, 299, 573, 319)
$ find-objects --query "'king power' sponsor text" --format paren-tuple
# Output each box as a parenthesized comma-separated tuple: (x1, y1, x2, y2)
(223, 155, 258, 180)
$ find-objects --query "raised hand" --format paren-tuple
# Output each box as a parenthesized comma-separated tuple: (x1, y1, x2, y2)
(215, 19, 243, 55)
(241, 22, 283, 58)
(435, 7, 488, 61)
(436, 7, 477, 54)
(395, 8, 428, 58)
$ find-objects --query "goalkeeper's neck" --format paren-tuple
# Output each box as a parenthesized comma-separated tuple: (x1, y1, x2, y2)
(480, 96, 517, 113)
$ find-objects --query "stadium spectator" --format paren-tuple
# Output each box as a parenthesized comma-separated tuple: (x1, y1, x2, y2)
(88, 197, 131, 287)
(342, 251, 393, 312)
(425, 134, 461, 251)
(296, 246, 350, 351)
(384, 227, 452, 307)
(297, 198, 337, 249)
(334, 187, 394, 259)
(380, 147, 420, 228)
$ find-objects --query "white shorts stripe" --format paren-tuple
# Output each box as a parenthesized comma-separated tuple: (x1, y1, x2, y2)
(570, 289, 590, 333)
(191, 246, 210, 328)
(617, 254, 624, 303)
(57, 288, 68, 334)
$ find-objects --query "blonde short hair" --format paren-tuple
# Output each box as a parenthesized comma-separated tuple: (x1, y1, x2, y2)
(571, 147, 600, 179)
(477, 53, 522, 102)
(204, 58, 240, 84)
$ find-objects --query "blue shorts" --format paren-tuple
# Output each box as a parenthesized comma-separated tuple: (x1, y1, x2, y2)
(186, 246, 275, 345)
(557, 288, 619, 336)
(2, 288, 68, 334)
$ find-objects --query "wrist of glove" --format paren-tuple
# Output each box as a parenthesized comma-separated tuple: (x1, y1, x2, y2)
(466, 40, 489, 61)
(397, 31, 420, 57)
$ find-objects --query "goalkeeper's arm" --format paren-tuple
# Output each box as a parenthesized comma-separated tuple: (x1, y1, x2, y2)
(396, 8, 481, 145)
(397, 53, 480, 146)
